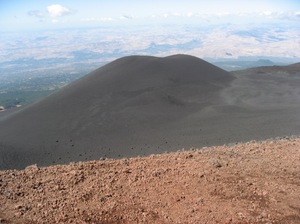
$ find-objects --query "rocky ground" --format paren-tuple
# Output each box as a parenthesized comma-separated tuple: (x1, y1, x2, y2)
(1, 137, 300, 224)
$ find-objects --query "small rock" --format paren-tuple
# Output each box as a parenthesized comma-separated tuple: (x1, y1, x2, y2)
(261, 210, 268, 218)
(124, 169, 132, 174)
(196, 198, 204, 204)
(15, 204, 23, 210)
(185, 154, 193, 159)
(237, 212, 245, 219)
(14, 212, 23, 217)
(208, 159, 222, 168)
(25, 164, 39, 173)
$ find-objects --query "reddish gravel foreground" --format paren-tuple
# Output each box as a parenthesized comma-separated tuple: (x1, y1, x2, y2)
(1, 137, 300, 224)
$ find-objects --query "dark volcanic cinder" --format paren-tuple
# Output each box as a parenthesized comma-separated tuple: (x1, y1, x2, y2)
(0, 55, 300, 170)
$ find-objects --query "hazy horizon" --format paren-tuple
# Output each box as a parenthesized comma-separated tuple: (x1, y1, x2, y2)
(1, 1, 299, 57)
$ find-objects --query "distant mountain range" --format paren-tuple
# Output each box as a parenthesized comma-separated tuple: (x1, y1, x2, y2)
(212, 59, 281, 71)
(0, 54, 300, 170)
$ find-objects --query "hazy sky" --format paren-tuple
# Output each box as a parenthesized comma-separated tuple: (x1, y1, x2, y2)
(1, 0, 299, 31)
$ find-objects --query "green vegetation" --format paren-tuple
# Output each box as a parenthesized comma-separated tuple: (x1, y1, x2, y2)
(0, 70, 87, 110)
(0, 90, 55, 109)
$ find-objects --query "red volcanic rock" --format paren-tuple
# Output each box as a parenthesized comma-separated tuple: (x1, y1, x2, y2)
(1, 137, 300, 223)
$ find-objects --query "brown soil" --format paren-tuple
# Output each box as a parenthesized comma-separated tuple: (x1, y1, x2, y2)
(1, 137, 300, 224)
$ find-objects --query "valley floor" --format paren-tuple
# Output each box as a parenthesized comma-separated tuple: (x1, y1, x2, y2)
(1, 137, 300, 223)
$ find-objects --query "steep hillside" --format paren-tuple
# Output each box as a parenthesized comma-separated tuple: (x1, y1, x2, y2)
(0, 55, 234, 169)
(0, 55, 300, 170)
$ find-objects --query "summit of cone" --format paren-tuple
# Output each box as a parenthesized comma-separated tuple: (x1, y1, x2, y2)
(1, 54, 300, 170)
(0, 54, 234, 169)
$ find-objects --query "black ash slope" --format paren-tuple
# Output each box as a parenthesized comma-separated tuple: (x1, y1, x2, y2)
(0, 54, 300, 170)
